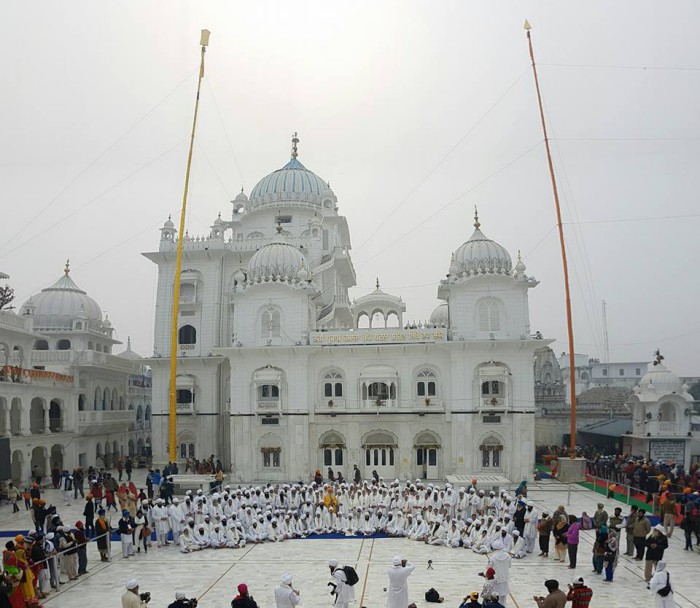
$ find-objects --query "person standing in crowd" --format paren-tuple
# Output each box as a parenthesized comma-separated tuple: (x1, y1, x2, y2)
(603, 527, 619, 582)
(565, 578, 592, 608)
(95, 508, 111, 562)
(537, 513, 552, 557)
(660, 494, 677, 538)
(563, 515, 580, 569)
(83, 494, 95, 537)
(7, 483, 19, 514)
(274, 575, 300, 608)
(592, 504, 608, 530)
(487, 541, 511, 607)
(125, 458, 133, 482)
(121, 579, 145, 608)
(624, 505, 638, 556)
(73, 522, 89, 576)
(645, 525, 668, 584)
(552, 515, 568, 563)
(328, 559, 355, 608)
(649, 561, 675, 608)
(533, 580, 566, 608)
(387, 555, 415, 608)
(118, 510, 135, 559)
(680, 511, 694, 550)
(609, 507, 623, 531)
(591, 525, 608, 575)
(633, 509, 651, 560)
(231, 583, 258, 608)
(117, 458, 124, 482)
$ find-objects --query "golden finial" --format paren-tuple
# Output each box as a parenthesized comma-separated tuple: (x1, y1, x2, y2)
(291, 131, 299, 159)
(64, 259, 70, 275)
(523, 19, 532, 31)
(517, 250, 522, 262)
(473, 206, 481, 229)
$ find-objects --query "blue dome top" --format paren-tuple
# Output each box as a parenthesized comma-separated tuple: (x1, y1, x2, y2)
(249, 158, 333, 206)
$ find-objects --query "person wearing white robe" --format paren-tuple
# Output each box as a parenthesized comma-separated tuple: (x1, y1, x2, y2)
(225, 522, 245, 548)
(386, 555, 414, 608)
(523, 501, 539, 554)
(447, 523, 461, 548)
(179, 527, 199, 553)
(472, 529, 490, 554)
(193, 525, 210, 549)
(275, 574, 301, 608)
(168, 498, 185, 544)
(510, 530, 526, 558)
(427, 519, 448, 546)
(488, 540, 511, 607)
(649, 560, 675, 608)
(152, 499, 171, 547)
(208, 525, 227, 548)
(329, 559, 355, 608)
(358, 513, 375, 536)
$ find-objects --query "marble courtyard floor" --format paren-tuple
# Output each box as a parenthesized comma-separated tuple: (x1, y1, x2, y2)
(1, 480, 698, 608)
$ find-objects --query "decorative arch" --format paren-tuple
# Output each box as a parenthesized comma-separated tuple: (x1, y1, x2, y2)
(178, 324, 197, 345)
(478, 433, 504, 469)
(413, 429, 441, 448)
(361, 429, 398, 447)
(259, 306, 282, 339)
(56, 339, 71, 350)
(321, 367, 345, 399)
(475, 297, 504, 333)
(30, 397, 46, 434)
(414, 366, 439, 399)
(659, 402, 677, 423)
(319, 430, 347, 448)
(258, 432, 282, 469)
(356, 312, 370, 329)
(34, 339, 49, 351)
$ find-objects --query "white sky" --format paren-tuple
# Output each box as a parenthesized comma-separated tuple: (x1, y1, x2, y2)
(1, 1, 699, 375)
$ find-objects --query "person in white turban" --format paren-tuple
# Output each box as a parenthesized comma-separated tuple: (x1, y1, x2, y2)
(649, 561, 675, 608)
(121, 579, 143, 608)
(387, 556, 415, 608)
(329, 559, 355, 608)
(274, 574, 300, 608)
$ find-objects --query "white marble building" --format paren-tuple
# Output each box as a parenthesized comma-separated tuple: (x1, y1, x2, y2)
(145, 136, 546, 482)
(0, 266, 151, 483)
(558, 352, 650, 401)
(624, 358, 699, 468)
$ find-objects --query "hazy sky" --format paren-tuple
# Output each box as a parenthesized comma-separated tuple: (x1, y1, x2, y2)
(2, 1, 699, 375)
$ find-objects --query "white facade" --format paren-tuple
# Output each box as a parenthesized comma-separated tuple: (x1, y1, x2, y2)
(624, 360, 698, 468)
(145, 138, 545, 482)
(0, 266, 151, 483)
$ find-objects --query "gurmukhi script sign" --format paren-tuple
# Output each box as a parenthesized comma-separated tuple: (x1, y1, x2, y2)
(311, 329, 447, 344)
(649, 439, 686, 463)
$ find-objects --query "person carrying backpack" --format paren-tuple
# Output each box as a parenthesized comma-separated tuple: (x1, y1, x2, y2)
(328, 558, 357, 608)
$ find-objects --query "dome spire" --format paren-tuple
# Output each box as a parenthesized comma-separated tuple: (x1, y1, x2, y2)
(473, 206, 481, 229)
(64, 259, 70, 275)
(291, 131, 299, 159)
(376, 277, 380, 290)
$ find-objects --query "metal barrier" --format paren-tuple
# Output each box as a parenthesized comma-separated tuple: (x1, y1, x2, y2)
(583, 473, 658, 513)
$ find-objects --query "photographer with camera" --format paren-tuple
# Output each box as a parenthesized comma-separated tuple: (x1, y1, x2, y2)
(168, 591, 199, 608)
(121, 579, 151, 607)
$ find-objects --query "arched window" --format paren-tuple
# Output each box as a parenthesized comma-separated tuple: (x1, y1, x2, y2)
(259, 433, 282, 469)
(258, 385, 279, 400)
(323, 370, 344, 398)
(580, 371, 589, 380)
(480, 436, 503, 469)
(34, 340, 49, 351)
(177, 389, 194, 404)
(478, 299, 501, 332)
(180, 283, 196, 303)
(178, 325, 197, 345)
(261, 307, 281, 338)
(368, 382, 389, 400)
(56, 338, 71, 350)
(416, 369, 437, 397)
(481, 380, 504, 397)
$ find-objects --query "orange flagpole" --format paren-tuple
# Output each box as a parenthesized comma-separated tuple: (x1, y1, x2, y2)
(168, 29, 210, 463)
(524, 21, 578, 459)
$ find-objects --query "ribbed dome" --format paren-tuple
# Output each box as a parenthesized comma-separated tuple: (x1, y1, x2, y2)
(249, 158, 332, 206)
(247, 233, 309, 284)
(24, 265, 103, 330)
(452, 214, 512, 277)
(639, 364, 682, 395)
(429, 303, 449, 327)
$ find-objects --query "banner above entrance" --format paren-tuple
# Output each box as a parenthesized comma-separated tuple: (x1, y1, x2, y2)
(311, 328, 447, 345)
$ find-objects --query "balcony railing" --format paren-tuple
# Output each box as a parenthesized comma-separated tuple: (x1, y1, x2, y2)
(317, 398, 346, 410)
(1, 365, 73, 386)
(256, 399, 280, 411)
(78, 410, 134, 425)
(658, 421, 677, 433)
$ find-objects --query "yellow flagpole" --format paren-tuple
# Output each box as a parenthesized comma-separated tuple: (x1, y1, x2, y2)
(168, 29, 210, 463)
(524, 21, 578, 459)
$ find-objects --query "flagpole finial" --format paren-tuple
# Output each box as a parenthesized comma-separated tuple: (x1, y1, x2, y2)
(473, 206, 481, 229)
(64, 259, 70, 275)
(523, 19, 532, 31)
(291, 132, 299, 159)
(200, 29, 211, 47)
(376, 277, 380, 290)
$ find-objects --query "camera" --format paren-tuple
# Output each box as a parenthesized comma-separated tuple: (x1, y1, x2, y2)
(140, 591, 151, 604)
(181, 599, 198, 608)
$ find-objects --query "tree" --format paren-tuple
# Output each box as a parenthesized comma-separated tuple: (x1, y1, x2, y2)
(689, 381, 700, 402)
(0, 284, 14, 310)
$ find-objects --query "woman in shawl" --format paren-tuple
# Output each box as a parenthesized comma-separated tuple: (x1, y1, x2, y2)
(12, 536, 35, 602)
(552, 514, 569, 562)
(2, 543, 25, 608)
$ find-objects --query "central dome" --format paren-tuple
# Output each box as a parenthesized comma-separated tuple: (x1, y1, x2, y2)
(452, 211, 512, 277)
(249, 134, 334, 207)
(247, 231, 310, 284)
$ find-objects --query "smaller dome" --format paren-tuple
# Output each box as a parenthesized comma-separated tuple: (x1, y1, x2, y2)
(452, 209, 512, 277)
(117, 337, 142, 360)
(234, 188, 248, 203)
(163, 215, 174, 229)
(247, 229, 309, 284)
(213, 213, 224, 226)
(429, 303, 449, 327)
(640, 364, 682, 395)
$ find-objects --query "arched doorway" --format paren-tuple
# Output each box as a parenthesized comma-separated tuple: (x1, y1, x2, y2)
(414, 430, 441, 480)
(31, 446, 47, 479)
(95, 443, 104, 469)
(362, 430, 398, 480)
(30, 398, 45, 434)
(11, 450, 23, 484)
(104, 442, 113, 469)
(49, 399, 61, 432)
(479, 435, 504, 471)
(51, 444, 64, 471)
(319, 431, 346, 474)
(10, 398, 21, 435)
(128, 439, 135, 457)
(137, 438, 144, 456)
(112, 441, 119, 460)
(0, 397, 7, 436)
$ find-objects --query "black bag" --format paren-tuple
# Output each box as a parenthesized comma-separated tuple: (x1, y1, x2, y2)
(343, 566, 359, 586)
(425, 588, 442, 603)
(658, 573, 672, 598)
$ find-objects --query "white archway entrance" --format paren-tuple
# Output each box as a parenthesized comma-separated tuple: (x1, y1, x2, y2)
(362, 430, 397, 480)
(414, 430, 441, 480)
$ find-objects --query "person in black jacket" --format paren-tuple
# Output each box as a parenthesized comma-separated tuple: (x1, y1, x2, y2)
(231, 583, 258, 608)
(644, 525, 668, 583)
(83, 496, 95, 537)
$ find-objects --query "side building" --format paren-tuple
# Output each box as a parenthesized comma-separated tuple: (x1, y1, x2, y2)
(145, 138, 545, 483)
(0, 265, 151, 483)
